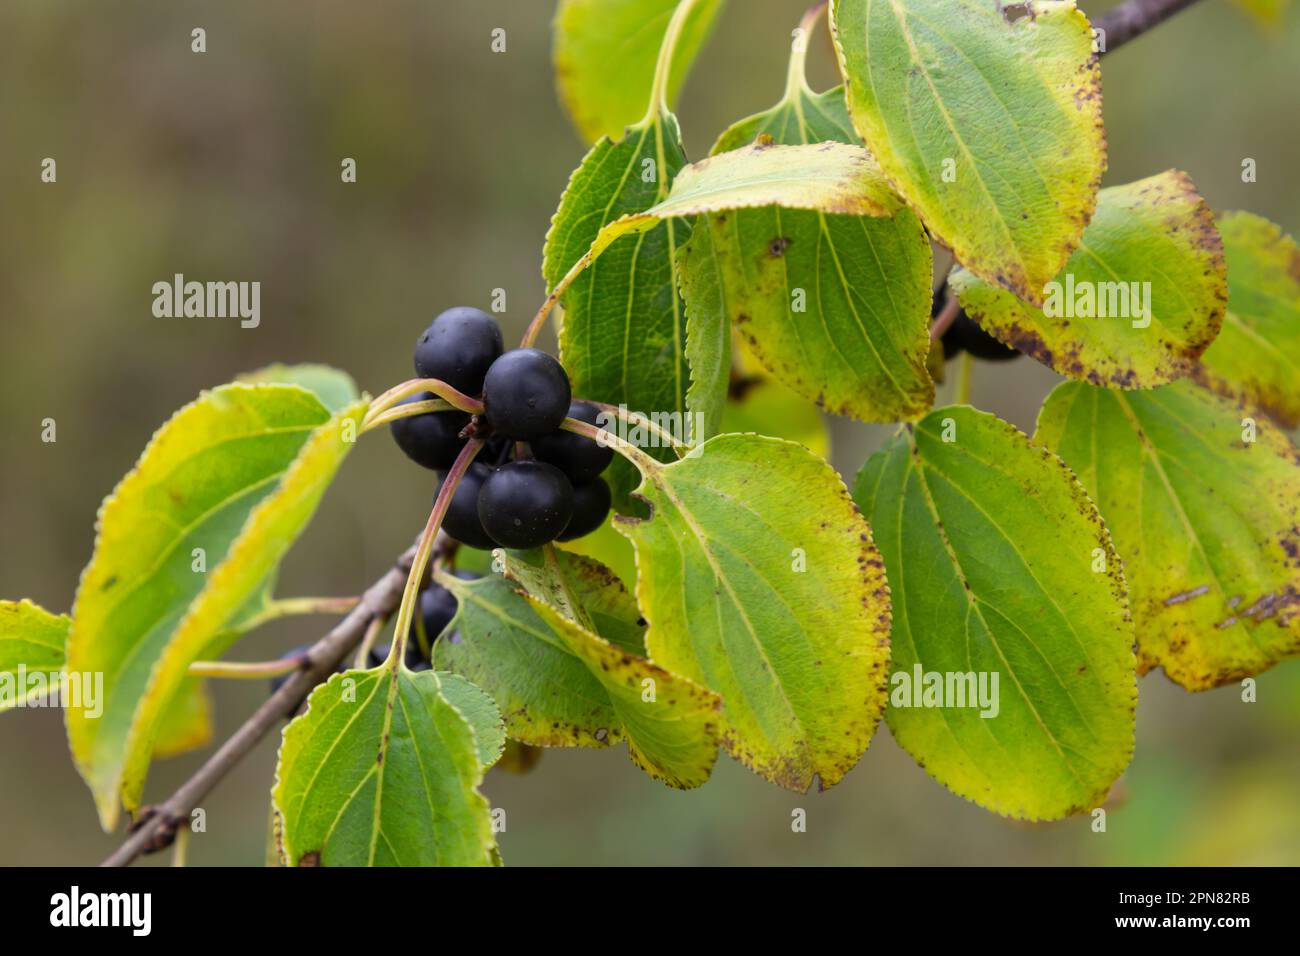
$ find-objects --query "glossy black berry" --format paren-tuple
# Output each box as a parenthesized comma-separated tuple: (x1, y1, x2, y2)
(413, 307, 504, 396)
(389, 392, 470, 470)
(481, 349, 572, 440)
(440, 463, 497, 550)
(530, 401, 613, 482)
(557, 476, 611, 542)
(477, 460, 574, 549)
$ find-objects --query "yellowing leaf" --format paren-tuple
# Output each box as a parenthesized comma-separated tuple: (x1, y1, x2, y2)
(1194, 211, 1300, 426)
(855, 407, 1136, 820)
(553, 0, 725, 143)
(618, 435, 891, 791)
(0, 600, 68, 713)
(437, 551, 721, 788)
(1036, 380, 1300, 690)
(831, 0, 1106, 303)
(950, 171, 1227, 387)
(67, 382, 367, 830)
(695, 66, 933, 420)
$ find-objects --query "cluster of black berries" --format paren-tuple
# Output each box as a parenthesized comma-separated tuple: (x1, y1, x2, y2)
(935, 290, 1021, 362)
(391, 307, 614, 550)
(270, 570, 477, 691)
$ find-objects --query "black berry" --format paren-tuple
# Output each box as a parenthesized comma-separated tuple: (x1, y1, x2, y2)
(482, 349, 572, 440)
(530, 401, 613, 482)
(410, 581, 457, 649)
(413, 307, 504, 396)
(557, 476, 611, 542)
(477, 460, 574, 549)
(389, 392, 470, 470)
(440, 463, 498, 550)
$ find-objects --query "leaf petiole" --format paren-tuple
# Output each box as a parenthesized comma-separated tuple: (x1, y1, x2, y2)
(187, 656, 304, 680)
(576, 398, 689, 455)
(352, 613, 388, 670)
(561, 415, 660, 475)
(640, 0, 707, 127)
(783, 2, 827, 102)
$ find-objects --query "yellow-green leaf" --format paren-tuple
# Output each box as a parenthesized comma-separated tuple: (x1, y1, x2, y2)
(854, 407, 1136, 819)
(553, 0, 725, 143)
(67, 382, 367, 830)
(150, 679, 214, 759)
(1036, 380, 1300, 690)
(236, 363, 361, 414)
(696, 61, 933, 420)
(436, 552, 721, 788)
(831, 0, 1106, 303)
(950, 171, 1227, 387)
(0, 600, 68, 713)
(618, 434, 891, 791)
(1194, 211, 1300, 426)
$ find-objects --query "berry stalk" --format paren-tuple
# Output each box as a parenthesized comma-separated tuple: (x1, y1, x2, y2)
(363, 377, 484, 428)
(360, 397, 456, 434)
(384, 437, 484, 669)
(930, 292, 962, 342)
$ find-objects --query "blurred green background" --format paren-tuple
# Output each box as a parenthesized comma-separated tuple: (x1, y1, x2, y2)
(1, 0, 1297, 866)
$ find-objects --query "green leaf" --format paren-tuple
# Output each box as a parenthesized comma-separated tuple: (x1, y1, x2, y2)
(854, 407, 1136, 820)
(694, 51, 932, 421)
(950, 171, 1227, 387)
(436, 555, 721, 787)
(1036, 380, 1300, 690)
(0, 600, 211, 754)
(67, 381, 368, 830)
(524, 595, 720, 787)
(676, 224, 732, 442)
(545, 107, 694, 505)
(273, 667, 497, 866)
(831, 0, 1106, 304)
(0, 600, 68, 713)
(618, 434, 891, 791)
(438, 672, 506, 770)
(553, 0, 725, 143)
(435, 571, 621, 748)
(235, 363, 360, 414)
(1194, 211, 1300, 427)
(547, 112, 898, 502)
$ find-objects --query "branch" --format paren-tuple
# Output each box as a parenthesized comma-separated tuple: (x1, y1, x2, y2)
(1095, 0, 1204, 54)
(101, 542, 429, 867)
